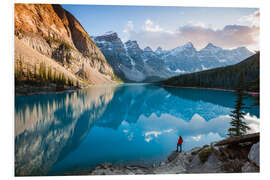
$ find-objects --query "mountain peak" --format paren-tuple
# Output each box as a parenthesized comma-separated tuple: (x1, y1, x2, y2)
(125, 40, 141, 50)
(104, 31, 118, 36)
(184, 41, 194, 48)
(155, 46, 165, 55)
(156, 46, 163, 51)
(203, 43, 220, 49)
(144, 46, 153, 52)
(233, 46, 253, 56)
(170, 42, 196, 55)
(200, 43, 222, 53)
(94, 31, 119, 42)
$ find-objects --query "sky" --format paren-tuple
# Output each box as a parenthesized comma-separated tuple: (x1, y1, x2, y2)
(62, 4, 259, 51)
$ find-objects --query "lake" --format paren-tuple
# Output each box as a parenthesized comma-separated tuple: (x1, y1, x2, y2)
(15, 84, 259, 176)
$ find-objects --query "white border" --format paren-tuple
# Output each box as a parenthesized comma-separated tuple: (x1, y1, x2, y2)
(1, 0, 270, 180)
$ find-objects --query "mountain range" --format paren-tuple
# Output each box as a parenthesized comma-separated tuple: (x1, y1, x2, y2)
(93, 31, 253, 82)
(14, 4, 255, 88)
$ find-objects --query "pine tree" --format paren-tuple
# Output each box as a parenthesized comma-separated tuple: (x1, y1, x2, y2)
(53, 70, 57, 83)
(15, 61, 19, 82)
(39, 63, 44, 80)
(48, 66, 52, 81)
(34, 64, 37, 79)
(44, 65, 48, 81)
(19, 60, 24, 79)
(227, 72, 250, 137)
(26, 64, 32, 81)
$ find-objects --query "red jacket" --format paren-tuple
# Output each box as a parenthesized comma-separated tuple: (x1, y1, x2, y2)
(177, 136, 183, 145)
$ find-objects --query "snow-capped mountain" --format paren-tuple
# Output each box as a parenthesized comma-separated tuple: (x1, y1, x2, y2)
(93, 32, 253, 82)
(163, 42, 253, 73)
(93, 32, 173, 82)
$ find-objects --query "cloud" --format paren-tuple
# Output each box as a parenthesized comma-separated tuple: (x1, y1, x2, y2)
(177, 24, 259, 49)
(137, 111, 259, 149)
(238, 10, 260, 27)
(122, 20, 134, 33)
(184, 132, 223, 149)
(124, 18, 259, 50)
(245, 113, 260, 134)
(144, 129, 174, 143)
(138, 112, 259, 138)
(143, 19, 164, 33)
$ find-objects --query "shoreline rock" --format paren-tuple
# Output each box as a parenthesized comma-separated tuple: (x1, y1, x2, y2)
(85, 134, 260, 175)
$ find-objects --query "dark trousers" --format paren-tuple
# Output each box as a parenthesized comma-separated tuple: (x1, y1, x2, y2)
(177, 144, 182, 152)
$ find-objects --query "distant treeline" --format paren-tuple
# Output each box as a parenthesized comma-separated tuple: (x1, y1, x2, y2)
(15, 60, 80, 90)
(162, 53, 259, 92)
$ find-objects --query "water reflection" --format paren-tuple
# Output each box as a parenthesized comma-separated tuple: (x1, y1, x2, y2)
(164, 86, 259, 118)
(15, 86, 117, 176)
(15, 84, 259, 176)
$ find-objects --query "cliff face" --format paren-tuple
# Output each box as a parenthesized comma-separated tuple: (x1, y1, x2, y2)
(14, 4, 119, 86)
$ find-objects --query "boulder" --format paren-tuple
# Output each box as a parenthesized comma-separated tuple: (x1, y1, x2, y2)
(168, 151, 179, 162)
(241, 162, 259, 172)
(186, 147, 202, 155)
(153, 152, 187, 174)
(187, 153, 222, 173)
(248, 142, 259, 167)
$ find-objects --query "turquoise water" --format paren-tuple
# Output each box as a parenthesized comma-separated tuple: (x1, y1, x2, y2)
(15, 84, 259, 175)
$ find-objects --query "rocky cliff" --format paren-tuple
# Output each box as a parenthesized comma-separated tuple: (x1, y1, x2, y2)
(14, 4, 120, 91)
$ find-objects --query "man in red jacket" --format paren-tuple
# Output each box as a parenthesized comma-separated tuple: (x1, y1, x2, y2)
(177, 135, 183, 152)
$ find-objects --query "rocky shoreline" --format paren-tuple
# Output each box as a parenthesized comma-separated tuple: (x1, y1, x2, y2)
(65, 133, 259, 175)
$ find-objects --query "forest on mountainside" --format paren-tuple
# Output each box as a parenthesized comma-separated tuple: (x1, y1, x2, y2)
(162, 53, 259, 92)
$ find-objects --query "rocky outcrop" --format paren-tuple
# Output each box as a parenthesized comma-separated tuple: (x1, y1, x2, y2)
(14, 4, 119, 89)
(248, 142, 260, 166)
(242, 162, 259, 172)
(86, 134, 260, 175)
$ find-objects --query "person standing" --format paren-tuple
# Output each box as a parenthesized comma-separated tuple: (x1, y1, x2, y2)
(177, 135, 183, 152)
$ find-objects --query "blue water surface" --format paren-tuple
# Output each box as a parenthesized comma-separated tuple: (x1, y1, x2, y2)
(14, 84, 259, 175)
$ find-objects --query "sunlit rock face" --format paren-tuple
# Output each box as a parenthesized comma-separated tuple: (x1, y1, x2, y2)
(15, 86, 116, 176)
(14, 4, 117, 85)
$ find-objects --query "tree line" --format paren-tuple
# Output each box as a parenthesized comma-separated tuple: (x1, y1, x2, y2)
(162, 53, 259, 92)
(15, 60, 80, 90)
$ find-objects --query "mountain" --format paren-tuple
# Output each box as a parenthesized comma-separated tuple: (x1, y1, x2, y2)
(162, 53, 260, 91)
(93, 32, 173, 82)
(93, 32, 253, 82)
(163, 42, 253, 74)
(14, 4, 120, 93)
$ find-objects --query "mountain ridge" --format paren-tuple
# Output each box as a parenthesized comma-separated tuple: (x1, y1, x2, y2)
(93, 31, 253, 82)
